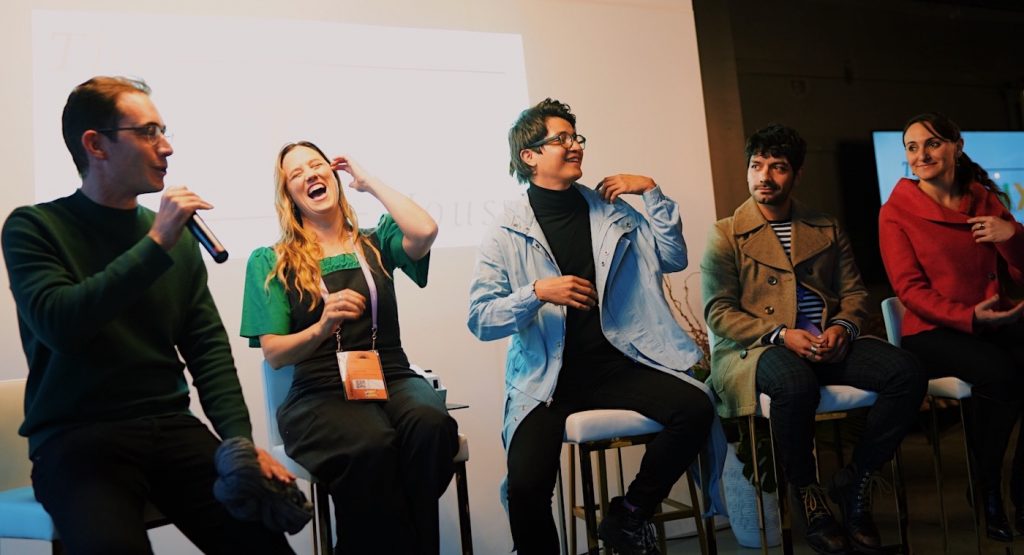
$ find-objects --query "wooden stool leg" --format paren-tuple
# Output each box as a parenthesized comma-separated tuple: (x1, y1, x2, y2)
(556, 460, 568, 555)
(687, 470, 710, 555)
(313, 481, 333, 555)
(569, 443, 578, 555)
(698, 452, 718, 555)
(455, 460, 473, 555)
(579, 445, 601, 554)
(748, 416, 769, 555)
(597, 448, 612, 555)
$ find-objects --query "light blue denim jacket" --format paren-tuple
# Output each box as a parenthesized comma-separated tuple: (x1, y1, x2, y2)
(467, 183, 726, 515)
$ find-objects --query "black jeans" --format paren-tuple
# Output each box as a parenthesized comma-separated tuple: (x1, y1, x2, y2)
(30, 413, 294, 555)
(903, 322, 1024, 490)
(279, 375, 459, 555)
(506, 363, 713, 555)
(755, 338, 926, 488)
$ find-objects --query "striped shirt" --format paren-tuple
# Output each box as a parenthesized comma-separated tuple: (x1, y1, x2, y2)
(768, 221, 825, 330)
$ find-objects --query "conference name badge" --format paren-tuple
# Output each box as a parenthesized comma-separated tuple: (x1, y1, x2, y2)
(337, 350, 388, 401)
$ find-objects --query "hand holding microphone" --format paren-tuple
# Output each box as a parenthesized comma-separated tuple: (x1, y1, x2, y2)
(187, 213, 228, 263)
(148, 187, 229, 263)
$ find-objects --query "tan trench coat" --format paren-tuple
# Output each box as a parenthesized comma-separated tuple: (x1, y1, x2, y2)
(700, 198, 870, 418)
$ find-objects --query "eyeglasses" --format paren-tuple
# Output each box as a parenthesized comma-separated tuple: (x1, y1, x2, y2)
(527, 132, 586, 151)
(95, 123, 172, 145)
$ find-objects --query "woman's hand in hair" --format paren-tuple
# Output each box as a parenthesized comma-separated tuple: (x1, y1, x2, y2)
(968, 216, 1016, 244)
(331, 155, 375, 193)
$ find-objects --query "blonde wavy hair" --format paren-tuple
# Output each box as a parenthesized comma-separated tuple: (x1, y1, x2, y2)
(268, 141, 387, 310)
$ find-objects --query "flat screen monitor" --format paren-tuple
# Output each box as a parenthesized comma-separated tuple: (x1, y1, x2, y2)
(873, 130, 1024, 222)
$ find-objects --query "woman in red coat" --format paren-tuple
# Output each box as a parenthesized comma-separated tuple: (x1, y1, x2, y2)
(879, 112, 1024, 541)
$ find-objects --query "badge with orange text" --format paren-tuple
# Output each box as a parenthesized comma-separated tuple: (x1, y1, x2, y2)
(337, 350, 388, 401)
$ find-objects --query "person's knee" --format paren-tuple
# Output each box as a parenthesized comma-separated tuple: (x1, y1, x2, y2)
(961, 358, 1022, 400)
(348, 429, 400, 469)
(407, 403, 456, 434)
(404, 405, 459, 451)
(758, 358, 819, 400)
(885, 348, 928, 392)
(758, 348, 818, 387)
(667, 390, 714, 431)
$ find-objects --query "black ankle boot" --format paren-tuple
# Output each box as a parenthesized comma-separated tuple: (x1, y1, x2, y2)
(984, 488, 1013, 542)
(597, 496, 660, 555)
(829, 465, 883, 553)
(797, 484, 848, 554)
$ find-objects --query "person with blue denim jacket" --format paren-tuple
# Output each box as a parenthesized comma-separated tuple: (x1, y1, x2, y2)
(467, 98, 723, 555)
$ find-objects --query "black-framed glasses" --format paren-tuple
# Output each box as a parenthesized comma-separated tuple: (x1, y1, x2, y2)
(527, 132, 586, 150)
(95, 123, 171, 145)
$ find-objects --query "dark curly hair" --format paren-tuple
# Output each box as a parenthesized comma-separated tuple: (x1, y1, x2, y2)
(744, 123, 807, 174)
(508, 98, 577, 185)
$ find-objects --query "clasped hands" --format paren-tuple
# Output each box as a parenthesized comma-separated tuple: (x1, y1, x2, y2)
(783, 325, 850, 364)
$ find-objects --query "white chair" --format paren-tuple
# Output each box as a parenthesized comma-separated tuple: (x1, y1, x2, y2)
(558, 409, 716, 555)
(881, 296, 980, 554)
(261, 362, 473, 555)
(0, 378, 168, 554)
(0, 378, 60, 552)
(707, 328, 910, 555)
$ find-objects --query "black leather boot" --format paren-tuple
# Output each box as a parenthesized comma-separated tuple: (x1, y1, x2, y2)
(829, 465, 883, 553)
(597, 496, 660, 555)
(983, 487, 1013, 542)
(797, 484, 848, 555)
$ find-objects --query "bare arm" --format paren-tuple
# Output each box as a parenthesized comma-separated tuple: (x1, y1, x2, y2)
(260, 289, 366, 369)
(332, 156, 438, 260)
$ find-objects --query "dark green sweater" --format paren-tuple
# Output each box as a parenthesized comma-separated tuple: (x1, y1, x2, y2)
(1, 190, 252, 455)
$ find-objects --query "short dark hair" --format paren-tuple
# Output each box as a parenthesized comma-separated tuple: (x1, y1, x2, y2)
(508, 98, 577, 184)
(62, 76, 151, 177)
(744, 123, 807, 173)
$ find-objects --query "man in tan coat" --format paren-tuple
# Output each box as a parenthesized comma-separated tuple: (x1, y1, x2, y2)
(701, 124, 925, 555)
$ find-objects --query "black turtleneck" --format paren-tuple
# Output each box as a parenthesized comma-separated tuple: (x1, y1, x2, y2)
(527, 184, 627, 390)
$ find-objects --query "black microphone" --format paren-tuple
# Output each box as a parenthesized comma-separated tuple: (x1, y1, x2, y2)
(187, 213, 229, 263)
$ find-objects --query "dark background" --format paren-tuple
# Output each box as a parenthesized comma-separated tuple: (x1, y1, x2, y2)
(694, 0, 1024, 291)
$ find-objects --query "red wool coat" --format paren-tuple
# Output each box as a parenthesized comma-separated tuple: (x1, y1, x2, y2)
(879, 178, 1024, 337)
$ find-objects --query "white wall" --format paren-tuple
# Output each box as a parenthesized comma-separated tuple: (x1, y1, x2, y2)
(0, 1, 717, 553)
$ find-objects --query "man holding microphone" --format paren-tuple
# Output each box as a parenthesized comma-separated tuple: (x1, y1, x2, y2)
(1, 76, 293, 554)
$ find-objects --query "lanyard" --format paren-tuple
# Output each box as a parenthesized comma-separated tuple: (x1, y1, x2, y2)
(319, 246, 378, 352)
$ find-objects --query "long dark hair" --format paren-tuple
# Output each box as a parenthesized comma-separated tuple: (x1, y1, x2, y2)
(902, 112, 1009, 207)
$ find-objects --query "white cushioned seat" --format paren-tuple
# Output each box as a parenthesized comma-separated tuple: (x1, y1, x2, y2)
(927, 377, 972, 400)
(758, 384, 878, 419)
(563, 409, 663, 443)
